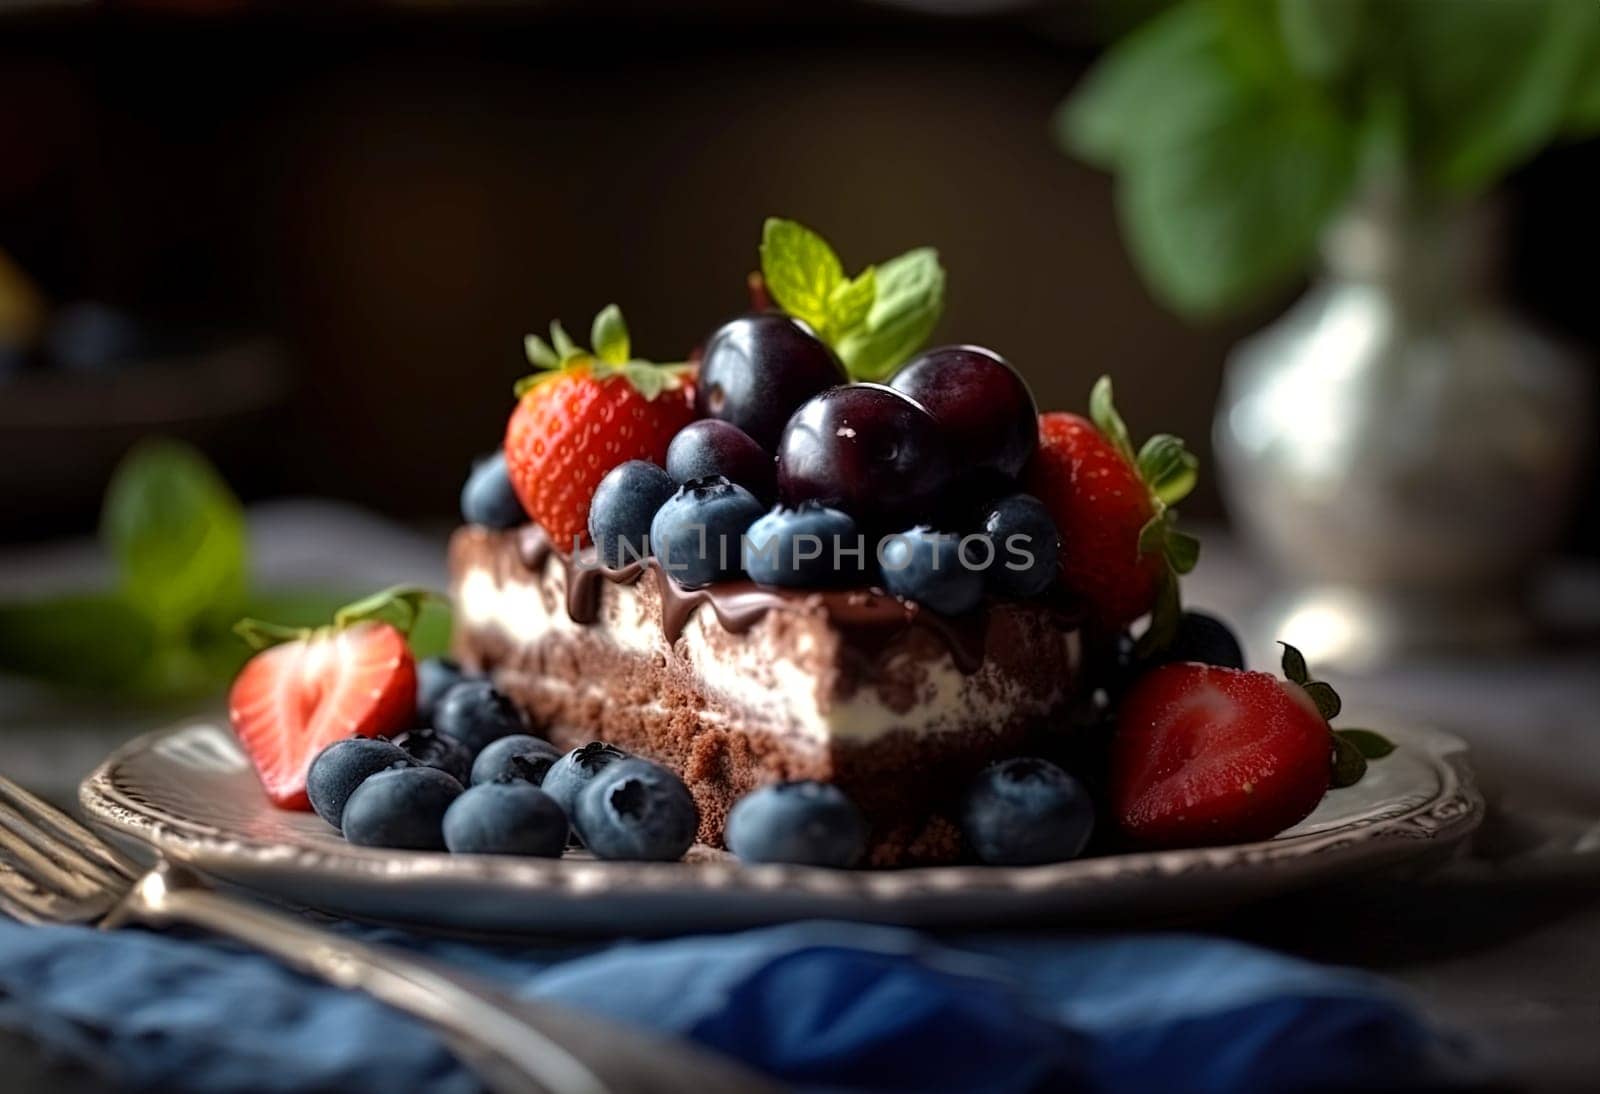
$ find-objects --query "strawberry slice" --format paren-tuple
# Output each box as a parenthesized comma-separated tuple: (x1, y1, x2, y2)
(1110, 661, 1332, 849)
(227, 589, 429, 809)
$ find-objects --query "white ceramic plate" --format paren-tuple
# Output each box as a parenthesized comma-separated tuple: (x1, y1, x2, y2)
(80, 720, 1482, 935)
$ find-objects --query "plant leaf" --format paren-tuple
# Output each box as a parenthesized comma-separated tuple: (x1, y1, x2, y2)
(1137, 433, 1199, 505)
(1279, 641, 1310, 685)
(1166, 528, 1201, 575)
(333, 585, 442, 634)
(1134, 568, 1183, 659)
(1331, 732, 1368, 787)
(1396, 0, 1600, 194)
(1337, 727, 1396, 759)
(0, 593, 157, 692)
(826, 265, 877, 337)
(1276, 0, 1367, 82)
(759, 218, 844, 332)
(550, 320, 580, 362)
(1302, 679, 1343, 722)
(834, 247, 945, 381)
(101, 439, 247, 641)
(524, 334, 559, 370)
(590, 304, 630, 365)
(1088, 376, 1136, 464)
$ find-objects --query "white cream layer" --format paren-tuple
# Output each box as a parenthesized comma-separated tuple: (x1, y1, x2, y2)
(454, 562, 1071, 747)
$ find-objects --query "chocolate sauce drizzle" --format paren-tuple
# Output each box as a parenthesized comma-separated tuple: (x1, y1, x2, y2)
(512, 525, 1011, 673)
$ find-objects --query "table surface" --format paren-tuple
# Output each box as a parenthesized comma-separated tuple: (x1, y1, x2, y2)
(3, 502, 1598, 1091)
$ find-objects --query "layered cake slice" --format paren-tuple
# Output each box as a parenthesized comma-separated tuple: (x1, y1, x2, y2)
(451, 525, 1080, 863)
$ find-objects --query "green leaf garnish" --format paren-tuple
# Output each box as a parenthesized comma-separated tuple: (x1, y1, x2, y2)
(101, 439, 247, 642)
(590, 303, 630, 365)
(1089, 376, 1136, 465)
(1337, 728, 1397, 759)
(1137, 434, 1199, 507)
(835, 247, 946, 382)
(759, 218, 945, 380)
(760, 218, 845, 333)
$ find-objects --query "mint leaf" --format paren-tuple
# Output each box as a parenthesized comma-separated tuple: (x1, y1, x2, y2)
(101, 440, 246, 641)
(833, 247, 945, 381)
(827, 266, 877, 336)
(1398, 0, 1600, 194)
(1337, 728, 1396, 759)
(590, 304, 630, 365)
(760, 218, 843, 333)
(1276, 0, 1365, 81)
(0, 594, 156, 692)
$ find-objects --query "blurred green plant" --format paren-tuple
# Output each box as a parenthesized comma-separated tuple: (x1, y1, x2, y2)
(1058, 0, 1600, 316)
(0, 440, 450, 702)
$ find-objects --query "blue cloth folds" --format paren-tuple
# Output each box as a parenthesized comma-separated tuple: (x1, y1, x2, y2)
(0, 918, 1478, 1092)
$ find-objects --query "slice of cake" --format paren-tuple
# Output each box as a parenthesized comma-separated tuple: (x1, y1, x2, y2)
(451, 525, 1080, 864)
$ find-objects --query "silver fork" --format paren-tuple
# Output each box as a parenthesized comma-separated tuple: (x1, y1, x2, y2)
(0, 774, 777, 1094)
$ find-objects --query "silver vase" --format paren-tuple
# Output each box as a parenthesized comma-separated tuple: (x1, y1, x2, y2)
(1214, 192, 1593, 669)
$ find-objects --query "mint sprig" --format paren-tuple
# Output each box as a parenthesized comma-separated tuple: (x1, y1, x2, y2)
(759, 218, 946, 381)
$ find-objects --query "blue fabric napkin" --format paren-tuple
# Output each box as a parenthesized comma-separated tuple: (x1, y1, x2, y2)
(0, 918, 1481, 1092)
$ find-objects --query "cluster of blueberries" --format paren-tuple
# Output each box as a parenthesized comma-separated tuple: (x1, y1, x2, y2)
(308, 660, 697, 861)
(309, 657, 1100, 868)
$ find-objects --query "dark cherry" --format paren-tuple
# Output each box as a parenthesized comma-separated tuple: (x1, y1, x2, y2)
(888, 345, 1038, 479)
(665, 419, 776, 502)
(694, 313, 847, 451)
(776, 384, 952, 527)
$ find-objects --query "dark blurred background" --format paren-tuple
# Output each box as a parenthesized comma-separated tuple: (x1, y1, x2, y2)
(2, 0, 1598, 550)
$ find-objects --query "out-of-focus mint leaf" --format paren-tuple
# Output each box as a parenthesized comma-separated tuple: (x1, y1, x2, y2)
(1566, 31, 1600, 134)
(1275, 0, 1366, 82)
(0, 594, 156, 692)
(1392, 0, 1599, 194)
(101, 439, 246, 640)
(834, 247, 945, 381)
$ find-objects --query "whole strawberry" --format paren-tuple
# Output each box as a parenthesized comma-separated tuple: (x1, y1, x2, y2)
(505, 305, 695, 549)
(1111, 643, 1392, 848)
(228, 587, 436, 810)
(1025, 377, 1198, 637)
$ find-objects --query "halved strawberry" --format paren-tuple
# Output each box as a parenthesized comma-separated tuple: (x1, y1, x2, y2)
(227, 588, 429, 809)
(1110, 643, 1392, 848)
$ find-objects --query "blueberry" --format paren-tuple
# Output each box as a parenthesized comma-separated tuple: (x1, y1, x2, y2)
(666, 419, 776, 502)
(725, 781, 866, 867)
(960, 757, 1094, 865)
(443, 782, 567, 856)
(587, 459, 677, 568)
(879, 526, 984, 615)
(573, 758, 698, 861)
(416, 657, 467, 726)
(1160, 611, 1246, 670)
(982, 494, 1060, 598)
(743, 503, 866, 588)
(649, 476, 764, 588)
(433, 680, 529, 753)
(342, 766, 463, 850)
(393, 728, 474, 785)
(540, 742, 628, 818)
(471, 734, 562, 786)
(306, 737, 416, 830)
(460, 451, 527, 529)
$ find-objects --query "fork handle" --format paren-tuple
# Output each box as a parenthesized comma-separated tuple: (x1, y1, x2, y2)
(111, 863, 767, 1094)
